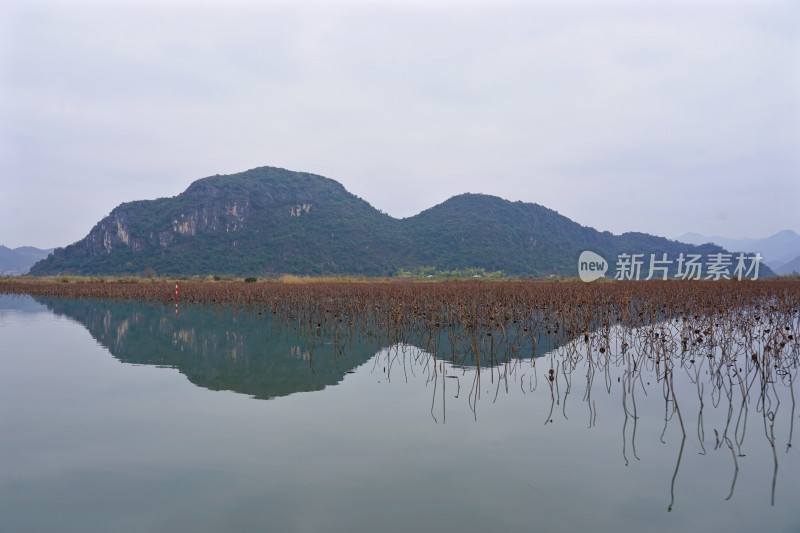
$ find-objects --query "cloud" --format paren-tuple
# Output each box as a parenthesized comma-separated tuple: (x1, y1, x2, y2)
(1, 0, 798, 248)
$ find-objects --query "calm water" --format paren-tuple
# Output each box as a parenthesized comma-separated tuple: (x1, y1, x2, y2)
(1, 294, 799, 532)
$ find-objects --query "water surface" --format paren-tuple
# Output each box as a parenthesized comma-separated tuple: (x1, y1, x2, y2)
(1, 295, 798, 532)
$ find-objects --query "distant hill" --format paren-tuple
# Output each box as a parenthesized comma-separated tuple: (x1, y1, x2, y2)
(30, 166, 773, 278)
(677, 230, 800, 273)
(0, 245, 54, 276)
(777, 253, 800, 275)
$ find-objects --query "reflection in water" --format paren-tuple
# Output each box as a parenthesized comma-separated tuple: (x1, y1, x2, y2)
(370, 313, 798, 511)
(37, 297, 385, 400)
(35, 296, 562, 400)
(26, 296, 800, 511)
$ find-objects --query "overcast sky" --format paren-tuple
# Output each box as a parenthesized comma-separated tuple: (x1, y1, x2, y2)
(1, 0, 798, 249)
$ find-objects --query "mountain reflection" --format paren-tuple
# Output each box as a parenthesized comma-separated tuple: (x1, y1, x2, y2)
(23, 296, 800, 509)
(38, 297, 387, 400)
(36, 297, 563, 400)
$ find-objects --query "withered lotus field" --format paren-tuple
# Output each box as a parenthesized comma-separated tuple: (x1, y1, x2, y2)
(3, 280, 798, 364)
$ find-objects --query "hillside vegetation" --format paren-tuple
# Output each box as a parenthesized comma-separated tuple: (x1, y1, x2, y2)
(30, 166, 757, 278)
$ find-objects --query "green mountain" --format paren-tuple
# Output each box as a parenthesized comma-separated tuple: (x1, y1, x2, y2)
(32, 167, 408, 276)
(29, 166, 772, 278)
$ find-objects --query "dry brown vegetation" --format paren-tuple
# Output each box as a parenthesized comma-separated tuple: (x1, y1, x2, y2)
(3, 279, 798, 364)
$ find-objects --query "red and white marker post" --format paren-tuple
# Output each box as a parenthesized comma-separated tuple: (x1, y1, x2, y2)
(175, 282, 178, 316)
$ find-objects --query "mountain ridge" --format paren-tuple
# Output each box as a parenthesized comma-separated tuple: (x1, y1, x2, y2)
(0, 245, 54, 275)
(677, 230, 800, 274)
(29, 166, 773, 278)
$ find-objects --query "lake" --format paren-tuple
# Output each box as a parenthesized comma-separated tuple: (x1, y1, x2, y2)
(1, 293, 798, 532)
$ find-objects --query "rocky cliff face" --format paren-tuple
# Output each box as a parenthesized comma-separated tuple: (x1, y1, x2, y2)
(83, 210, 140, 254)
(83, 199, 252, 255)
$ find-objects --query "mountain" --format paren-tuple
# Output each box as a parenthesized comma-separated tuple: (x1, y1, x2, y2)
(677, 230, 800, 272)
(402, 193, 758, 276)
(32, 167, 408, 276)
(30, 166, 773, 278)
(0, 245, 54, 276)
(777, 253, 800, 275)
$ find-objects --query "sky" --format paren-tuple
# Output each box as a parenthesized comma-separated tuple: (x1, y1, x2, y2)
(1, 0, 798, 250)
